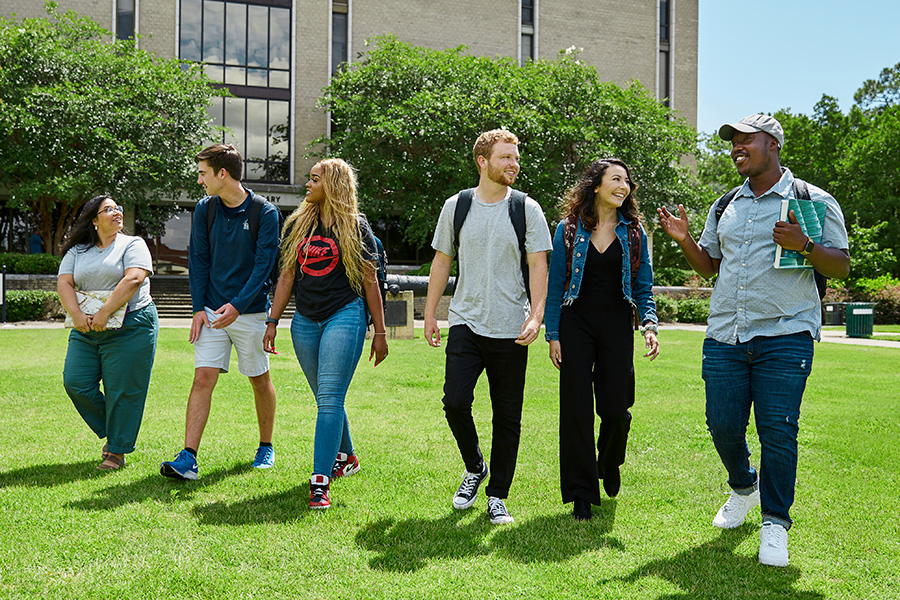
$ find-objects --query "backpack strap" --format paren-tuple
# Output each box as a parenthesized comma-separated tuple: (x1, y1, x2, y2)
(453, 188, 474, 255)
(628, 225, 641, 285)
(205, 195, 220, 234)
(790, 178, 827, 298)
(563, 214, 578, 286)
(792, 178, 810, 201)
(508, 190, 531, 302)
(247, 189, 263, 241)
(714, 186, 741, 223)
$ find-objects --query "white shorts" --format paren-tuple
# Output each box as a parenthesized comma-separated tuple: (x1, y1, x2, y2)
(193, 308, 269, 377)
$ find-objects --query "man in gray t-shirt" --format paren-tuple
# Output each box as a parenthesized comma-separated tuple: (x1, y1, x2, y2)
(425, 129, 552, 525)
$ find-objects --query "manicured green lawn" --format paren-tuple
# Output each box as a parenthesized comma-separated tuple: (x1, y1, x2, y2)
(1, 327, 897, 599)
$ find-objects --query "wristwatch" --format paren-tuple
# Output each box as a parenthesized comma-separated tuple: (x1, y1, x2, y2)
(265, 317, 279, 325)
(799, 237, 815, 256)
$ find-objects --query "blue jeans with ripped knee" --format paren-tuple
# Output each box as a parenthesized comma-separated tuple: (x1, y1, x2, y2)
(702, 332, 814, 530)
(290, 297, 366, 477)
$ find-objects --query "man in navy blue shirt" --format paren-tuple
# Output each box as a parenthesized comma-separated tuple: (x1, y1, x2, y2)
(161, 144, 280, 480)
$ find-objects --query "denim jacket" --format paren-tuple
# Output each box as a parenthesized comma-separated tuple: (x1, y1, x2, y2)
(544, 211, 657, 341)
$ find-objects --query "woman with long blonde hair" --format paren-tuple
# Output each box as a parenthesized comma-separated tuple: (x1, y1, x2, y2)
(264, 158, 388, 509)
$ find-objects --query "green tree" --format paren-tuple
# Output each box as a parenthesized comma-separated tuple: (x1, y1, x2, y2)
(0, 2, 222, 253)
(314, 36, 699, 247)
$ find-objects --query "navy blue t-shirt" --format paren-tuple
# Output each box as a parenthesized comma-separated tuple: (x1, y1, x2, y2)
(293, 217, 377, 321)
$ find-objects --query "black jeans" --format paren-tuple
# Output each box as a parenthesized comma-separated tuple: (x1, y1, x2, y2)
(558, 301, 635, 505)
(442, 324, 528, 499)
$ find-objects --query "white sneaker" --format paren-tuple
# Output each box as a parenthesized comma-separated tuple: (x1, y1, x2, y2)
(759, 522, 789, 567)
(712, 488, 760, 529)
(452, 464, 488, 510)
(487, 496, 514, 525)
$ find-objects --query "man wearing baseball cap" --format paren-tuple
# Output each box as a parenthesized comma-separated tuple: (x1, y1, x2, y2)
(657, 114, 850, 566)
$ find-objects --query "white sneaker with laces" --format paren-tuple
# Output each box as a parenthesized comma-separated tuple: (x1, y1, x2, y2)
(487, 496, 514, 525)
(759, 522, 789, 567)
(713, 488, 760, 529)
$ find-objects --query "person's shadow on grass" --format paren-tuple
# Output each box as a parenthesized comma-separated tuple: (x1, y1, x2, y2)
(0, 461, 104, 488)
(64, 463, 252, 511)
(356, 500, 621, 572)
(191, 483, 311, 525)
(604, 526, 825, 600)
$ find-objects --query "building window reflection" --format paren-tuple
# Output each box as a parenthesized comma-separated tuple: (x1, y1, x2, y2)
(179, 0, 291, 183)
(116, 0, 135, 40)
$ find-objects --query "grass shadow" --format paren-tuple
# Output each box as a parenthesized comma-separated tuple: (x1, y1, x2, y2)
(356, 510, 493, 572)
(356, 501, 622, 572)
(191, 483, 309, 525)
(607, 526, 825, 600)
(0, 460, 105, 488)
(64, 463, 252, 511)
(490, 500, 623, 563)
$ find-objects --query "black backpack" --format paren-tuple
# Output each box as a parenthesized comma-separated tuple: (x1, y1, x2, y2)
(714, 179, 827, 299)
(365, 234, 390, 326)
(205, 189, 283, 287)
(453, 188, 531, 301)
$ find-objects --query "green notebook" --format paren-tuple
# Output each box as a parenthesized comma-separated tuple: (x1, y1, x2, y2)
(774, 198, 827, 269)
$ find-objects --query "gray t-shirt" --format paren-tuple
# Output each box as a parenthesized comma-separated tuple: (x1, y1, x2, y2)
(432, 189, 552, 338)
(58, 233, 154, 311)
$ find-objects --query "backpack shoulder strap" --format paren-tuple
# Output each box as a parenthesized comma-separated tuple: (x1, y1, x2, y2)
(205, 196, 220, 234)
(508, 190, 530, 301)
(792, 178, 810, 200)
(247, 190, 264, 242)
(714, 186, 742, 224)
(453, 188, 474, 253)
(564, 214, 578, 285)
(628, 224, 641, 284)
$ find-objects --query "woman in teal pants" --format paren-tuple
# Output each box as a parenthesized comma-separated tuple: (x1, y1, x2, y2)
(57, 195, 158, 470)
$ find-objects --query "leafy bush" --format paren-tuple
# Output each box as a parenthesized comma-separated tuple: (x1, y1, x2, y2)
(405, 261, 457, 277)
(0, 252, 62, 274)
(653, 267, 693, 287)
(4, 290, 59, 321)
(674, 297, 710, 323)
(653, 294, 709, 324)
(653, 294, 678, 322)
(851, 276, 900, 324)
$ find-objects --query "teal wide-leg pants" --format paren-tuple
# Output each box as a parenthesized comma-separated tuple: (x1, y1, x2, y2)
(63, 303, 158, 454)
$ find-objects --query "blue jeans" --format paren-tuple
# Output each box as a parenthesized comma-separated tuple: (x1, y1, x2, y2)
(702, 332, 813, 530)
(291, 297, 366, 477)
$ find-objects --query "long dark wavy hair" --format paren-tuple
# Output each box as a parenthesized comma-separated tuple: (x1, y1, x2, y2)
(59, 194, 116, 255)
(559, 158, 641, 230)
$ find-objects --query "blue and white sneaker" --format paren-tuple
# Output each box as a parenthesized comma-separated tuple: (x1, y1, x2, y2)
(252, 445, 275, 469)
(160, 449, 199, 480)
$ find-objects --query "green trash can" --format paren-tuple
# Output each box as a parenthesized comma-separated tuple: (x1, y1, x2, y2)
(845, 302, 875, 338)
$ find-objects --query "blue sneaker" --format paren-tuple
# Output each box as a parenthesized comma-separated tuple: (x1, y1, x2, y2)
(252, 445, 275, 469)
(160, 449, 198, 480)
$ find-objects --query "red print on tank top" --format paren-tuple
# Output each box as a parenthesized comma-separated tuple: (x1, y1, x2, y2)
(297, 235, 340, 276)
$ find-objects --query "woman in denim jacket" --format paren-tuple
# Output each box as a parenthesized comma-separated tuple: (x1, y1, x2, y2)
(545, 158, 659, 520)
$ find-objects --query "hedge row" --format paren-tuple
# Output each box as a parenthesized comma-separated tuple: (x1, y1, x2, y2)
(0, 253, 62, 275)
(3, 290, 62, 322)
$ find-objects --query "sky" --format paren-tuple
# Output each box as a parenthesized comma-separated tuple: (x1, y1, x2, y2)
(697, 0, 900, 135)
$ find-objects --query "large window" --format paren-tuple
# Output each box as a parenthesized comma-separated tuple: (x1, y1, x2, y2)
(180, 0, 291, 183)
(116, 0, 135, 40)
(520, 0, 536, 65)
(332, 1, 349, 75)
(658, 0, 671, 107)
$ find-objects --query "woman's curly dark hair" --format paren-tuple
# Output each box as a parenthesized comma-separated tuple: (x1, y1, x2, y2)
(559, 158, 640, 230)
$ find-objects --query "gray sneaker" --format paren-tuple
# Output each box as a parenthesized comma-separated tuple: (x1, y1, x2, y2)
(487, 496, 514, 525)
(452, 463, 488, 509)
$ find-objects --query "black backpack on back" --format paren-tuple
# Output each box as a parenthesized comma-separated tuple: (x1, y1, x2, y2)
(205, 189, 283, 287)
(453, 188, 531, 302)
(714, 178, 827, 299)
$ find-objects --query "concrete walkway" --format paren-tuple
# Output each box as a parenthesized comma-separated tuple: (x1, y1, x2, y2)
(3, 318, 898, 349)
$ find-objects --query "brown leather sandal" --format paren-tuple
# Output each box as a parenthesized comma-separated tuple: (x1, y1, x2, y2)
(97, 454, 126, 470)
(101, 443, 109, 461)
